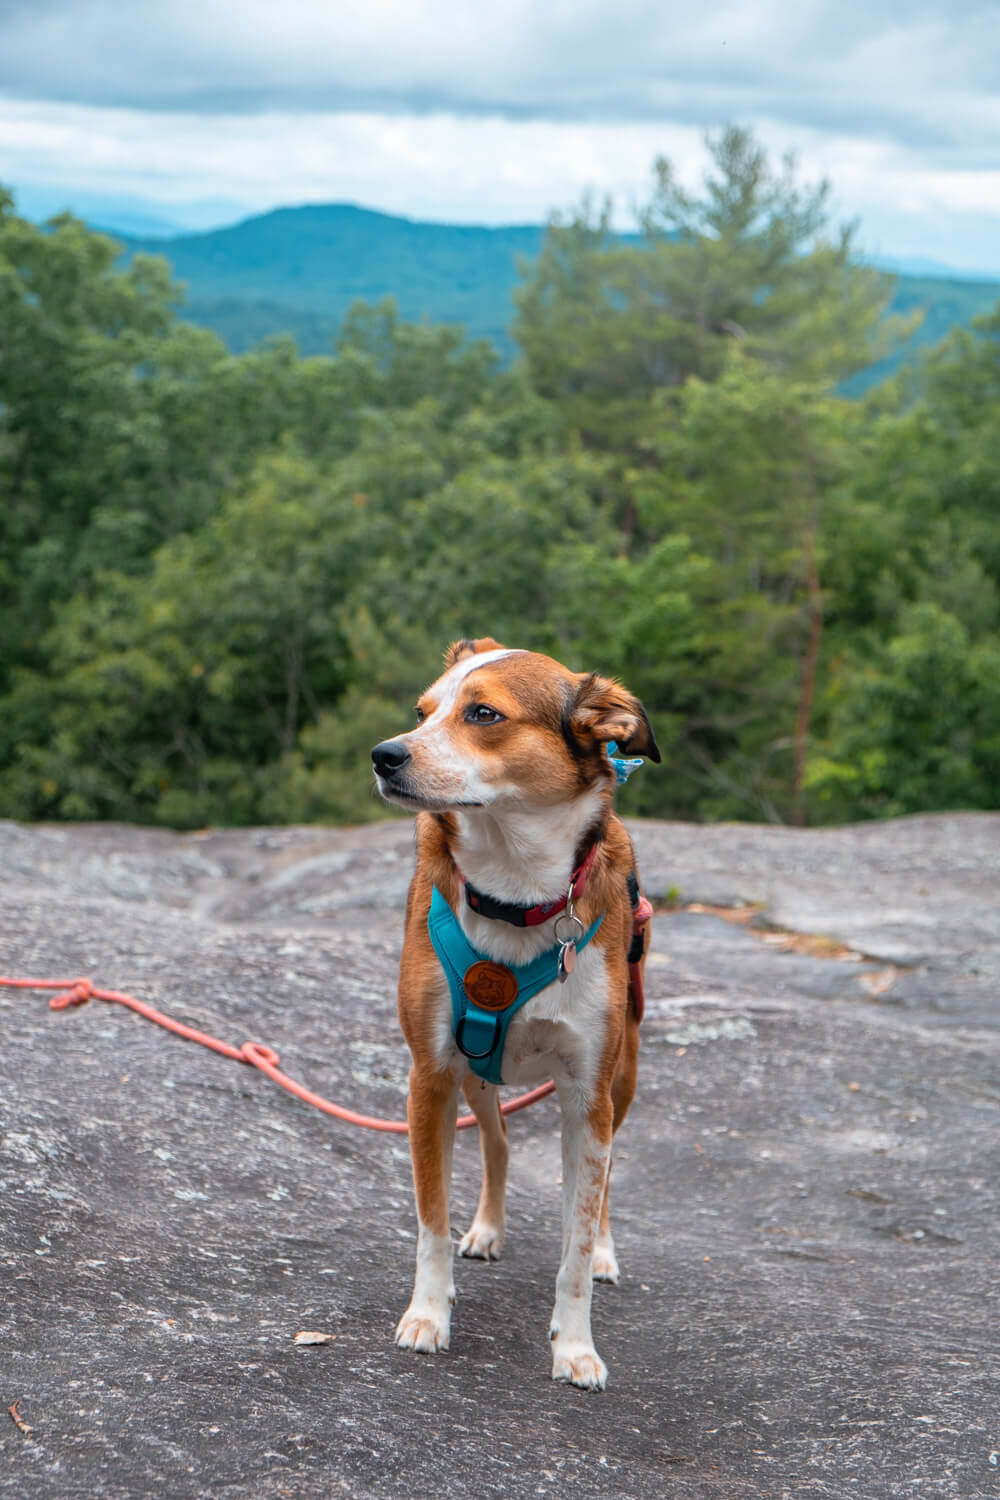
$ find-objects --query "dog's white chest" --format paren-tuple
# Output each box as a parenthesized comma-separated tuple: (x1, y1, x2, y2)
(495, 945, 610, 1092)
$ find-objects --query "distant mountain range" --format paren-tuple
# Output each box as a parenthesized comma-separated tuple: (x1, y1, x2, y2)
(107, 202, 1000, 391)
(869, 253, 1000, 283)
(112, 204, 545, 355)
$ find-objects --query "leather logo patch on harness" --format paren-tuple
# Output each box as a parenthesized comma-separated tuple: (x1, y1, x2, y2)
(463, 961, 518, 1012)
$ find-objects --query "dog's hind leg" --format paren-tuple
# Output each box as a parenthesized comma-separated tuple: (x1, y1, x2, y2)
(458, 1077, 508, 1262)
(592, 1169, 620, 1284)
(594, 1015, 639, 1285)
(396, 1067, 461, 1354)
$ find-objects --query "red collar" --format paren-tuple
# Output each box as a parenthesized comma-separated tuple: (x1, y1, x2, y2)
(458, 842, 600, 928)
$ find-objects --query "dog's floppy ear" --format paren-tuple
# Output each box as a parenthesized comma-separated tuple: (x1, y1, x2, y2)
(444, 636, 505, 667)
(569, 673, 661, 762)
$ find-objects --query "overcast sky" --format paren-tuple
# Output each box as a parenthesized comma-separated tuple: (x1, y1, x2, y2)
(2, 0, 998, 270)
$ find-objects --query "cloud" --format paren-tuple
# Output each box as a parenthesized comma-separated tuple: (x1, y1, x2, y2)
(1, 1, 998, 268)
(0, 0, 997, 163)
(0, 97, 703, 225)
(3, 97, 999, 272)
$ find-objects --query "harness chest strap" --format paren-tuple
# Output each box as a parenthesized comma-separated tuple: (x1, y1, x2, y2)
(427, 886, 603, 1086)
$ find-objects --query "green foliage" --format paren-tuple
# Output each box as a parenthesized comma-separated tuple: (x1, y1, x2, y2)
(841, 275, 1000, 396)
(513, 126, 904, 448)
(806, 605, 1000, 818)
(108, 195, 999, 387)
(1, 146, 999, 831)
(806, 305, 1000, 819)
(0, 194, 175, 680)
(1, 453, 356, 824)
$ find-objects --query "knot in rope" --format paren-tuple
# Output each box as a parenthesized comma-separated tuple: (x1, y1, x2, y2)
(50, 978, 96, 1010)
(240, 1040, 281, 1069)
(2, 974, 557, 1134)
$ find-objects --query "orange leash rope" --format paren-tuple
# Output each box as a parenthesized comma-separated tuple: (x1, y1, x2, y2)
(0, 975, 555, 1134)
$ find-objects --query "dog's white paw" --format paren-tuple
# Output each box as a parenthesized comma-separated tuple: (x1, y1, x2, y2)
(395, 1304, 451, 1354)
(551, 1340, 608, 1391)
(591, 1241, 620, 1284)
(458, 1220, 504, 1261)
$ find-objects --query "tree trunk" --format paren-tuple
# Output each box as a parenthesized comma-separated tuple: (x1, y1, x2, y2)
(792, 532, 823, 827)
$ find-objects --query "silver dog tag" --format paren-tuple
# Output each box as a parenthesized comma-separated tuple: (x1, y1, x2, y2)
(554, 908, 585, 984)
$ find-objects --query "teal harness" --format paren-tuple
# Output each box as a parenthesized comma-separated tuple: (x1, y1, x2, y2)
(427, 886, 603, 1085)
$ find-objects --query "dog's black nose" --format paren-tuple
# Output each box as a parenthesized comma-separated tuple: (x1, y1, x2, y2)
(372, 739, 412, 777)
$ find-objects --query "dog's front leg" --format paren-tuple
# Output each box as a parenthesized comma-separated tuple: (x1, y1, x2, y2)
(549, 1090, 613, 1390)
(458, 1077, 508, 1261)
(396, 1066, 460, 1354)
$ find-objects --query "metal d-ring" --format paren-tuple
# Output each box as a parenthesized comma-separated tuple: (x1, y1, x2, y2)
(455, 1014, 499, 1060)
(553, 911, 585, 946)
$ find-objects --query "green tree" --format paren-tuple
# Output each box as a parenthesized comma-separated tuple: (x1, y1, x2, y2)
(619, 356, 857, 821)
(2, 169, 996, 834)
(514, 125, 904, 449)
(0, 195, 174, 684)
(807, 305, 1000, 819)
(337, 297, 499, 419)
(806, 604, 1000, 817)
(0, 454, 357, 825)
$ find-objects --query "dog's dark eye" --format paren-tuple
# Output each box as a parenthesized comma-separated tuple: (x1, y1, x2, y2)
(467, 704, 505, 725)
(414, 706, 426, 724)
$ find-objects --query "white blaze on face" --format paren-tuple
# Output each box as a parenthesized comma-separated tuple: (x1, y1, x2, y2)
(406, 649, 523, 806)
(428, 649, 522, 715)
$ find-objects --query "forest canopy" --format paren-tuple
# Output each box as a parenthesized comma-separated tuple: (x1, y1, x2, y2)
(1, 128, 998, 828)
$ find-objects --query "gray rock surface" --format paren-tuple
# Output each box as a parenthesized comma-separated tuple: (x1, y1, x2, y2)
(1, 812, 998, 1499)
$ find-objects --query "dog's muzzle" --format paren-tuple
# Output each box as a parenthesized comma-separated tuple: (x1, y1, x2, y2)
(372, 739, 412, 781)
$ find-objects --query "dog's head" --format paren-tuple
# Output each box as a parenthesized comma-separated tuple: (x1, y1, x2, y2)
(371, 638, 659, 814)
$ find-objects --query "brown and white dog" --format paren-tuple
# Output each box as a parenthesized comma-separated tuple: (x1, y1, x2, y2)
(371, 638, 659, 1390)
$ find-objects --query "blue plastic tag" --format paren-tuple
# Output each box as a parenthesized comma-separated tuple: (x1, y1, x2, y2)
(607, 740, 644, 786)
